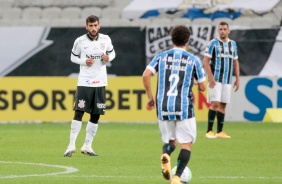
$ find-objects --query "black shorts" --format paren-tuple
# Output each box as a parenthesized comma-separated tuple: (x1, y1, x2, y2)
(73, 86, 106, 115)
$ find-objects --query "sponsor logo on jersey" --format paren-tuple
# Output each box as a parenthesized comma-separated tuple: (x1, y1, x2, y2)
(86, 80, 100, 84)
(78, 99, 85, 108)
(97, 103, 106, 109)
(86, 54, 103, 60)
(161, 111, 183, 116)
(216, 53, 234, 59)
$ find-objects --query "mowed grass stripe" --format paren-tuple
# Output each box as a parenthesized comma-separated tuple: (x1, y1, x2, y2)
(0, 122, 281, 184)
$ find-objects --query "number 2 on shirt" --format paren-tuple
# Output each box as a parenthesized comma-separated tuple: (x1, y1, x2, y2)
(167, 74, 179, 96)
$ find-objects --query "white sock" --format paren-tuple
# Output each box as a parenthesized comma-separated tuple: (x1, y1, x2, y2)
(84, 121, 98, 147)
(69, 120, 82, 147)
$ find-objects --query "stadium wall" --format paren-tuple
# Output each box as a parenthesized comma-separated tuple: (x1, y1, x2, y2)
(0, 76, 207, 123)
(1, 26, 282, 123)
(0, 76, 281, 123)
(1, 26, 282, 77)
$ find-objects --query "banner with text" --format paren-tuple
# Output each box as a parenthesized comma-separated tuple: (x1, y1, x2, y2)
(146, 25, 282, 76)
(1, 76, 281, 123)
(0, 77, 209, 123)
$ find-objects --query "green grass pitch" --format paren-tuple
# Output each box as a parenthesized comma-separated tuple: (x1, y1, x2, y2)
(0, 122, 281, 184)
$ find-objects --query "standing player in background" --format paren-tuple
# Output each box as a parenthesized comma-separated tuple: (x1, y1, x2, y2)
(142, 25, 206, 184)
(64, 15, 116, 157)
(203, 22, 240, 139)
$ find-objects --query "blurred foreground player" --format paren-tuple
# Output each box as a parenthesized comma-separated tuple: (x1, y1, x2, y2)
(142, 25, 206, 184)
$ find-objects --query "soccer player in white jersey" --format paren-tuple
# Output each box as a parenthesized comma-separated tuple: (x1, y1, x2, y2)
(143, 25, 206, 184)
(203, 22, 240, 139)
(64, 15, 116, 157)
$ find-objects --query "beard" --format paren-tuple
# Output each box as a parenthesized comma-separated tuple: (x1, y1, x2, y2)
(88, 30, 98, 38)
(220, 33, 227, 40)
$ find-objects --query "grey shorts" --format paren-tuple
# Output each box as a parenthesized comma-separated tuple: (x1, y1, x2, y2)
(73, 86, 106, 115)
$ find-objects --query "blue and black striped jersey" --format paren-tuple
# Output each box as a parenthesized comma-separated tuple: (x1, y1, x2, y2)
(204, 38, 238, 84)
(147, 48, 206, 121)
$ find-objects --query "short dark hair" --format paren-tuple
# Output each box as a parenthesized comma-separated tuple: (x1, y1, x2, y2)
(86, 15, 99, 24)
(170, 25, 191, 46)
(219, 21, 229, 28)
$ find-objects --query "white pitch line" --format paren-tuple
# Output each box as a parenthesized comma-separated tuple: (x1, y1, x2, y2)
(1, 162, 281, 181)
(0, 161, 78, 179)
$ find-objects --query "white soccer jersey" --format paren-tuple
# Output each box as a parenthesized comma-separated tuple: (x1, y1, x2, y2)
(71, 33, 115, 87)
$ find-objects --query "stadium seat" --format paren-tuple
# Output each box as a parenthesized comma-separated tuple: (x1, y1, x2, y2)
(1, 0, 281, 28)
(48, 19, 72, 27)
(22, 7, 42, 20)
(260, 14, 281, 27)
(1, 8, 22, 20)
(20, 19, 50, 26)
(99, 18, 111, 26)
(130, 18, 151, 28)
(111, 0, 133, 8)
(171, 18, 192, 26)
(61, 7, 81, 20)
(42, 7, 62, 20)
(70, 19, 86, 27)
(48, 0, 85, 8)
(191, 17, 212, 25)
(81, 7, 102, 19)
(23, 0, 54, 7)
(232, 17, 252, 26)
(78, 0, 111, 8)
(273, 7, 282, 20)
(158, 9, 187, 19)
(13, 0, 33, 8)
(150, 18, 171, 25)
(0, 19, 13, 26)
(94, 0, 112, 8)
(213, 17, 233, 25)
(0, 0, 13, 8)
(109, 18, 132, 27)
(67, 0, 89, 7)
(263, 12, 278, 19)
(101, 7, 121, 19)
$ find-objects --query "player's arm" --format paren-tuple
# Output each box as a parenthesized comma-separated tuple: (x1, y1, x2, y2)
(71, 53, 93, 66)
(142, 68, 155, 110)
(233, 59, 240, 91)
(197, 81, 206, 92)
(102, 48, 116, 62)
(102, 36, 116, 62)
(194, 60, 206, 92)
(203, 56, 215, 88)
(70, 39, 91, 66)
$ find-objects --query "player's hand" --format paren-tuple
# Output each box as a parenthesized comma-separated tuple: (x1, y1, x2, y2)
(234, 80, 239, 92)
(86, 58, 94, 66)
(209, 78, 216, 88)
(101, 54, 109, 62)
(146, 99, 155, 110)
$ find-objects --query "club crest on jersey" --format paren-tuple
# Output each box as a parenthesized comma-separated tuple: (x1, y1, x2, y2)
(100, 42, 106, 50)
(230, 46, 234, 52)
(78, 99, 85, 108)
